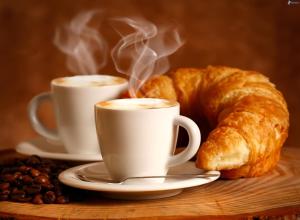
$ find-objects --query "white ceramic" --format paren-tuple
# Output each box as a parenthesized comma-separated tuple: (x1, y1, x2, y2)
(58, 161, 220, 200)
(95, 98, 201, 182)
(28, 75, 128, 155)
(16, 137, 102, 161)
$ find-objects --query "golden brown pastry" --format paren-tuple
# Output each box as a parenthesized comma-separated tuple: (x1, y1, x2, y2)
(134, 66, 289, 179)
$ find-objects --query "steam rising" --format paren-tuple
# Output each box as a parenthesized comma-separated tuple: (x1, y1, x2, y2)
(54, 11, 108, 74)
(54, 12, 184, 95)
(111, 17, 184, 97)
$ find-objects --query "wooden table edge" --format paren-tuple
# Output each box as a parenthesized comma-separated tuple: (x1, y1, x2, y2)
(1, 147, 300, 219)
(1, 205, 300, 220)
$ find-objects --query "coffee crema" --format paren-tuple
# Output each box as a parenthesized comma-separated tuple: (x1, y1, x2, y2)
(96, 98, 178, 110)
(52, 75, 127, 87)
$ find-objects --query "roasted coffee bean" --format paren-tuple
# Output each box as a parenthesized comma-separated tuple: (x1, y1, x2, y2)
(0, 182, 10, 190)
(39, 171, 50, 179)
(11, 188, 24, 195)
(10, 187, 32, 203)
(32, 194, 43, 204)
(54, 186, 63, 196)
(8, 166, 19, 172)
(11, 187, 19, 194)
(22, 175, 33, 184)
(43, 191, 56, 204)
(34, 175, 50, 185)
(13, 172, 22, 180)
(2, 174, 15, 183)
(25, 155, 41, 166)
(11, 194, 31, 203)
(0, 194, 8, 201)
(39, 167, 51, 174)
(56, 195, 69, 204)
(0, 155, 81, 204)
(30, 168, 40, 177)
(10, 189, 26, 202)
(24, 184, 41, 194)
(42, 183, 54, 190)
(17, 196, 32, 202)
(16, 181, 24, 188)
(18, 165, 31, 173)
(0, 189, 10, 196)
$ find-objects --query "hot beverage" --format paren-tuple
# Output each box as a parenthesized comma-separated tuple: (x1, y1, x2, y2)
(95, 98, 201, 182)
(52, 75, 127, 87)
(97, 98, 177, 110)
(28, 75, 128, 155)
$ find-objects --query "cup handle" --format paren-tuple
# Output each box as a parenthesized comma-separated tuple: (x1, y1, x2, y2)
(168, 115, 201, 167)
(28, 92, 60, 142)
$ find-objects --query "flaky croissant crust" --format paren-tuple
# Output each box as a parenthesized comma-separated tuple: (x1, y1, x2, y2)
(136, 66, 289, 179)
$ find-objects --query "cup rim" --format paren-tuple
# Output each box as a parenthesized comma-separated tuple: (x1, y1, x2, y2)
(51, 75, 128, 88)
(95, 98, 179, 111)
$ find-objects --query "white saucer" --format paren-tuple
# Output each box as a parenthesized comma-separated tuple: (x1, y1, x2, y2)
(58, 161, 220, 200)
(16, 137, 102, 162)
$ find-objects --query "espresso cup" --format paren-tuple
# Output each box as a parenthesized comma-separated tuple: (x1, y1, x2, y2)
(28, 75, 128, 155)
(95, 98, 201, 182)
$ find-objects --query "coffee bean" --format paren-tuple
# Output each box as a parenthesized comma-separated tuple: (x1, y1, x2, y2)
(0, 155, 81, 204)
(11, 194, 32, 203)
(32, 194, 43, 204)
(56, 195, 69, 204)
(22, 175, 33, 184)
(42, 183, 54, 190)
(0, 194, 8, 201)
(2, 174, 15, 183)
(43, 191, 56, 204)
(19, 197, 32, 202)
(10, 189, 28, 202)
(30, 168, 40, 177)
(18, 165, 31, 173)
(39, 167, 51, 174)
(24, 184, 41, 194)
(13, 172, 22, 180)
(11, 188, 24, 195)
(54, 186, 63, 196)
(25, 155, 41, 166)
(11, 187, 19, 194)
(0, 182, 10, 191)
(34, 175, 50, 185)
(40, 171, 50, 179)
(0, 189, 10, 196)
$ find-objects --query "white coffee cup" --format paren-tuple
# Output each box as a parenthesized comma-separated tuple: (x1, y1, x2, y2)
(95, 98, 201, 182)
(28, 75, 128, 155)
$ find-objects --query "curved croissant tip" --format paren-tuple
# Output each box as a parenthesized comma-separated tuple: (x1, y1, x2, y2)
(196, 135, 250, 171)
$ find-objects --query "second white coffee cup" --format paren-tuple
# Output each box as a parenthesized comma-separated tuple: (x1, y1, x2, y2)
(28, 75, 128, 155)
(95, 98, 201, 182)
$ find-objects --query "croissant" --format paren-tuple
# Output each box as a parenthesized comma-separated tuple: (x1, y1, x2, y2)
(134, 66, 289, 179)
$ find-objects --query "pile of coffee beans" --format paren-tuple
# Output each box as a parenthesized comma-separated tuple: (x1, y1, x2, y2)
(0, 155, 83, 204)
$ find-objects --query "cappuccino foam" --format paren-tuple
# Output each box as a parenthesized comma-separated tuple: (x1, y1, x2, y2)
(97, 98, 177, 110)
(52, 75, 127, 87)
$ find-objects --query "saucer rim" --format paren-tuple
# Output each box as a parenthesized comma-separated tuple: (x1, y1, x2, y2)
(58, 161, 220, 193)
(16, 138, 102, 162)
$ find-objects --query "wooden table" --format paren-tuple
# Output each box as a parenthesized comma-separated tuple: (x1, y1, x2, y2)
(0, 147, 300, 220)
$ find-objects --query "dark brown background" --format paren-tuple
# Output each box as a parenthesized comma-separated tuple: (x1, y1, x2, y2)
(0, 0, 299, 148)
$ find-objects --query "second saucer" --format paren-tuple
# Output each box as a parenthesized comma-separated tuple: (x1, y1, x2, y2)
(16, 137, 102, 162)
